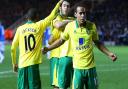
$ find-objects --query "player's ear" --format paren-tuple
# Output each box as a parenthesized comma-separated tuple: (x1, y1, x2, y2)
(74, 12, 77, 17)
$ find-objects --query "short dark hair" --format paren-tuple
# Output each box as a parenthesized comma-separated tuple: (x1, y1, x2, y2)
(74, 3, 86, 13)
(60, 0, 71, 7)
(26, 8, 39, 21)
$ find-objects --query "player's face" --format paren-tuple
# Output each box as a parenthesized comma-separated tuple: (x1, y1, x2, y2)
(75, 6, 86, 25)
(60, 1, 70, 16)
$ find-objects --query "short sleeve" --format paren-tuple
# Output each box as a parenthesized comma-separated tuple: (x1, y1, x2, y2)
(61, 24, 70, 41)
(92, 23, 99, 41)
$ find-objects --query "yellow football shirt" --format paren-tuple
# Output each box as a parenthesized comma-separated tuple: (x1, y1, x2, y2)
(11, 1, 61, 68)
(62, 20, 99, 69)
(50, 15, 74, 58)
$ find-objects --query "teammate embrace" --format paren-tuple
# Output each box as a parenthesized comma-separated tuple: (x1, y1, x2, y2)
(11, 0, 117, 89)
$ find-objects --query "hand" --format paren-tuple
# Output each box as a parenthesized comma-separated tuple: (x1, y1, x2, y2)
(13, 64, 18, 73)
(42, 47, 49, 54)
(108, 52, 117, 62)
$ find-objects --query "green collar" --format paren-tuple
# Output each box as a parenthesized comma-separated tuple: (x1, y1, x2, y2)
(75, 20, 87, 28)
(74, 20, 87, 33)
(74, 20, 79, 33)
(27, 21, 33, 24)
(75, 20, 79, 29)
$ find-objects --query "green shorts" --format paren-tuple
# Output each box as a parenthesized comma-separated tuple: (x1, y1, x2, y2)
(72, 67, 98, 89)
(58, 56, 73, 88)
(18, 64, 41, 89)
(50, 57, 59, 86)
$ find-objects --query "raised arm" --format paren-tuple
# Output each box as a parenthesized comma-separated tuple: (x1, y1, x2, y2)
(40, 0, 64, 28)
(54, 19, 73, 31)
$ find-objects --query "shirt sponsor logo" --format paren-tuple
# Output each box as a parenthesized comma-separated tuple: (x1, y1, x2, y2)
(76, 45, 90, 50)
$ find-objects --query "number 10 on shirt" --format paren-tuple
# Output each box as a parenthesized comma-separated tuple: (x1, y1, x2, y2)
(24, 34, 36, 51)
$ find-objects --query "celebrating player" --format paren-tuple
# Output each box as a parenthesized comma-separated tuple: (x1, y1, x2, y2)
(42, 3, 117, 89)
(11, 0, 63, 89)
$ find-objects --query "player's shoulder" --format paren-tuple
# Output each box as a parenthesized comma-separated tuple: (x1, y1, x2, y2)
(67, 17, 75, 20)
(86, 20, 96, 28)
(16, 23, 29, 32)
(17, 24, 25, 29)
(86, 20, 97, 31)
(16, 25, 23, 30)
(86, 20, 95, 25)
(52, 14, 62, 23)
(67, 20, 76, 26)
(55, 14, 62, 20)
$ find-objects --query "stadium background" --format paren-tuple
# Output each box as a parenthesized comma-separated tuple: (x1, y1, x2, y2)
(0, 0, 128, 89)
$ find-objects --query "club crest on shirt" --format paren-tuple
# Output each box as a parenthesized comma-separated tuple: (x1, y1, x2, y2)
(79, 38, 84, 45)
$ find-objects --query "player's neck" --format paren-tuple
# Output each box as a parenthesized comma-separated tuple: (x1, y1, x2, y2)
(27, 20, 33, 23)
(78, 21, 86, 27)
(27, 19, 37, 23)
(59, 12, 68, 18)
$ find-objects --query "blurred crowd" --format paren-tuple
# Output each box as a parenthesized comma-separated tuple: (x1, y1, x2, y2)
(90, 0, 128, 45)
(0, 0, 127, 45)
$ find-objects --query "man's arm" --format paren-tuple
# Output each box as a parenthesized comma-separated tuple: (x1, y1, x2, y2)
(11, 30, 19, 72)
(54, 20, 73, 31)
(42, 38, 65, 54)
(92, 23, 117, 61)
(49, 19, 73, 44)
(44, 21, 70, 53)
(94, 40, 117, 61)
(48, 20, 70, 45)
(39, 0, 64, 28)
(48, 35, 55, 45)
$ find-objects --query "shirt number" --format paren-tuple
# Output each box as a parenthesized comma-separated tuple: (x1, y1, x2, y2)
(24, 34, 36, 51)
